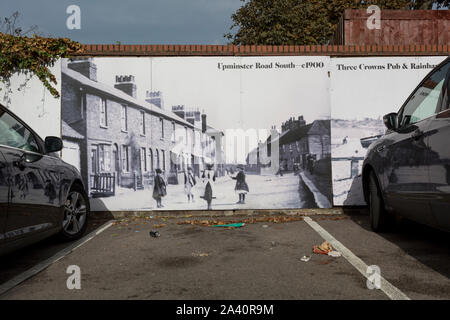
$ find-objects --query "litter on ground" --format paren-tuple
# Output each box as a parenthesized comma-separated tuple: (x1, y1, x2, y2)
(300, 255, 311, 262)
(211, 223, 245, 228)
(149, 230, 160, 238)
(192, 252, 210, 257)
(328, 251, 342, 257)
(313, 241, 333, 255)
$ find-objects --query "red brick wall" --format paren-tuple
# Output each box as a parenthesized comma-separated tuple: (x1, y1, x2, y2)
(77, 44, 449, 57)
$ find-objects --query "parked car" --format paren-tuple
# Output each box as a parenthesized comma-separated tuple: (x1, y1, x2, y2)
(0, 104, 89, 256)
(362, 57, 450, 232)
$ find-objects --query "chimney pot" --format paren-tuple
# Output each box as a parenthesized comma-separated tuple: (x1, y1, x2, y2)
(67, 58, 97, 81)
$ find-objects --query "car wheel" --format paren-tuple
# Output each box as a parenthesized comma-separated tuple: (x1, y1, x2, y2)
(368, 171, 389, 232)
(59, 184, 89, 241)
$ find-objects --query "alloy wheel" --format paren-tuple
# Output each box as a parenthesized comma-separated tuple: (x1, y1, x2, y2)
(63, 191, 87, 235)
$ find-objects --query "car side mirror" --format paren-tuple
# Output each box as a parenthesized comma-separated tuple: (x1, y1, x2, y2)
(383, 113, 397, 131)
(45, 136, 63, 153)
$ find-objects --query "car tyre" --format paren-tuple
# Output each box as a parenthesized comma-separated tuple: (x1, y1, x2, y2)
(368, 171, 389, 232)
(58, 184, 89, 241)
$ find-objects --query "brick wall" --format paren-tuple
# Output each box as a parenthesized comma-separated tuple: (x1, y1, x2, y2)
(76, 44, 449, 57)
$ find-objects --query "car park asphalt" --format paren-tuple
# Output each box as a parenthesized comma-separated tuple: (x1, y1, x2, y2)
(0, 209, 449, 300)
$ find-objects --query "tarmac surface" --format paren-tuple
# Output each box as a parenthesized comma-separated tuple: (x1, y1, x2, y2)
(0, 209, 449, 300)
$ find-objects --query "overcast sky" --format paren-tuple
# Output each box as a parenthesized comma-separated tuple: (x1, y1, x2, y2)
(0, 0, 242, 44)
(89, 57, 331, 133)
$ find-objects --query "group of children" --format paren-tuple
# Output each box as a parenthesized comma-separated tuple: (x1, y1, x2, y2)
(152, 165, 249, 210)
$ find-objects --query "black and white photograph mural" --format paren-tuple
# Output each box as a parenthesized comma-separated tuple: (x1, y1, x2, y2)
(61, 56, 332, 211)
(330, 56, 448, 205)
(0, 61, 61, 139)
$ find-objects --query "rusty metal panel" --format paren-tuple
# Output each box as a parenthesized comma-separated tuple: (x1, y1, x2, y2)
(330, 9, 450, 46)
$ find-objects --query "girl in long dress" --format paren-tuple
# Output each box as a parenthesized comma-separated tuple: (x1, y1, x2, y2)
(184, 167, 196, 202)
(232, 165, 249, 204)
(201, 164, 216, 210)
(152, 168, 167, 208)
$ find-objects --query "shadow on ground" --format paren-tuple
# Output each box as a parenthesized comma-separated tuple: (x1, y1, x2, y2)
(0, 216, 111, 285)
(343, 206, 450, 279)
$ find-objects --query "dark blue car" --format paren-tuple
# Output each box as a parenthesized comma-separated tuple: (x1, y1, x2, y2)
(363, 57, 450, 232)
(0, 104, 90, 255)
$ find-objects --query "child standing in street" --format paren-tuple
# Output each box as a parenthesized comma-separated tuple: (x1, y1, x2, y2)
(201, 163, 216, 210)
(232, 165, 249, 204)
(184, 166, 196, 203)
(152, 168, 167, 208)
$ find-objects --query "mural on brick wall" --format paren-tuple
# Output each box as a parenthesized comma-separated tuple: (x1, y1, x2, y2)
(330, 56, 448, 206)
(61, 57, 333, 211)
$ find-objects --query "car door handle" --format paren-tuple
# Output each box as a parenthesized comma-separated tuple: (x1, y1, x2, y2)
(412, 129, 424, 140)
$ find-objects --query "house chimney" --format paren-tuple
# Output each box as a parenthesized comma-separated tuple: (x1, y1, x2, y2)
(146, 91, 164, 109)
(67, 58, 97, 81)
(171, 105, 185, 119)
(201, 114, 207, 133)
(114, 75, 136, 98)
(298, 115, 306, 126)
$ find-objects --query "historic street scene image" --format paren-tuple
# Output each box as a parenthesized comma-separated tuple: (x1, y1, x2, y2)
(61, 56, 332, 211)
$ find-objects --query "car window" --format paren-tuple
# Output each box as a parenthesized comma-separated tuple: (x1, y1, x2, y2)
(0, 110, 40, 153)
(440, 63, 450, 112)
(398, 61, 450, 128)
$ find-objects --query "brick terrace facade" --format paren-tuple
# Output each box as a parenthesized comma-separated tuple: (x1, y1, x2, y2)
(247, 117, 331, 173)
(62, 59, 217, 194)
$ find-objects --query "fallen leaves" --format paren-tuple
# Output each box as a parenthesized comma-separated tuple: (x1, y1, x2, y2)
(192, 251, 210, 257)
(176, 215, 304, 227)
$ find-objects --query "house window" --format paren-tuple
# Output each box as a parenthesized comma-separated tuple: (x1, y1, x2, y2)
(161, 150, 166, 171)
(185, 127, 188, 145)
(160, 118, 164, 138)
(121, 145, 129, 172)
(98, 144, 111, 172)
(171, 122, 175, 142)
(149, 149, 154, 171)
(121, 105, 128, 131)
(156, 149, 160, 169)
(100, 99, 108, 127)
(140, 148, 147, 172)
(140, 111, 145, 135)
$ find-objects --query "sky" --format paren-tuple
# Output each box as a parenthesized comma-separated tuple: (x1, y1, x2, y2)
(0, 0, 242, 44)
(90, 57, 331, 133)
(78, 56, 331, 163)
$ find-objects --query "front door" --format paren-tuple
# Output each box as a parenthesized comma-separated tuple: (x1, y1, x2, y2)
(384, 61, 449, 227)
(0, 109, 59, 242)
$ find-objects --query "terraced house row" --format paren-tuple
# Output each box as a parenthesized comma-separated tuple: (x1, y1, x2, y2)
(61, 58, 221, 197)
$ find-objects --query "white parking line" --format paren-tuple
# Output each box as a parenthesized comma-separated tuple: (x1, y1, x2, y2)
(303, 217, 410, 300)
(0, 220, 114, 297)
